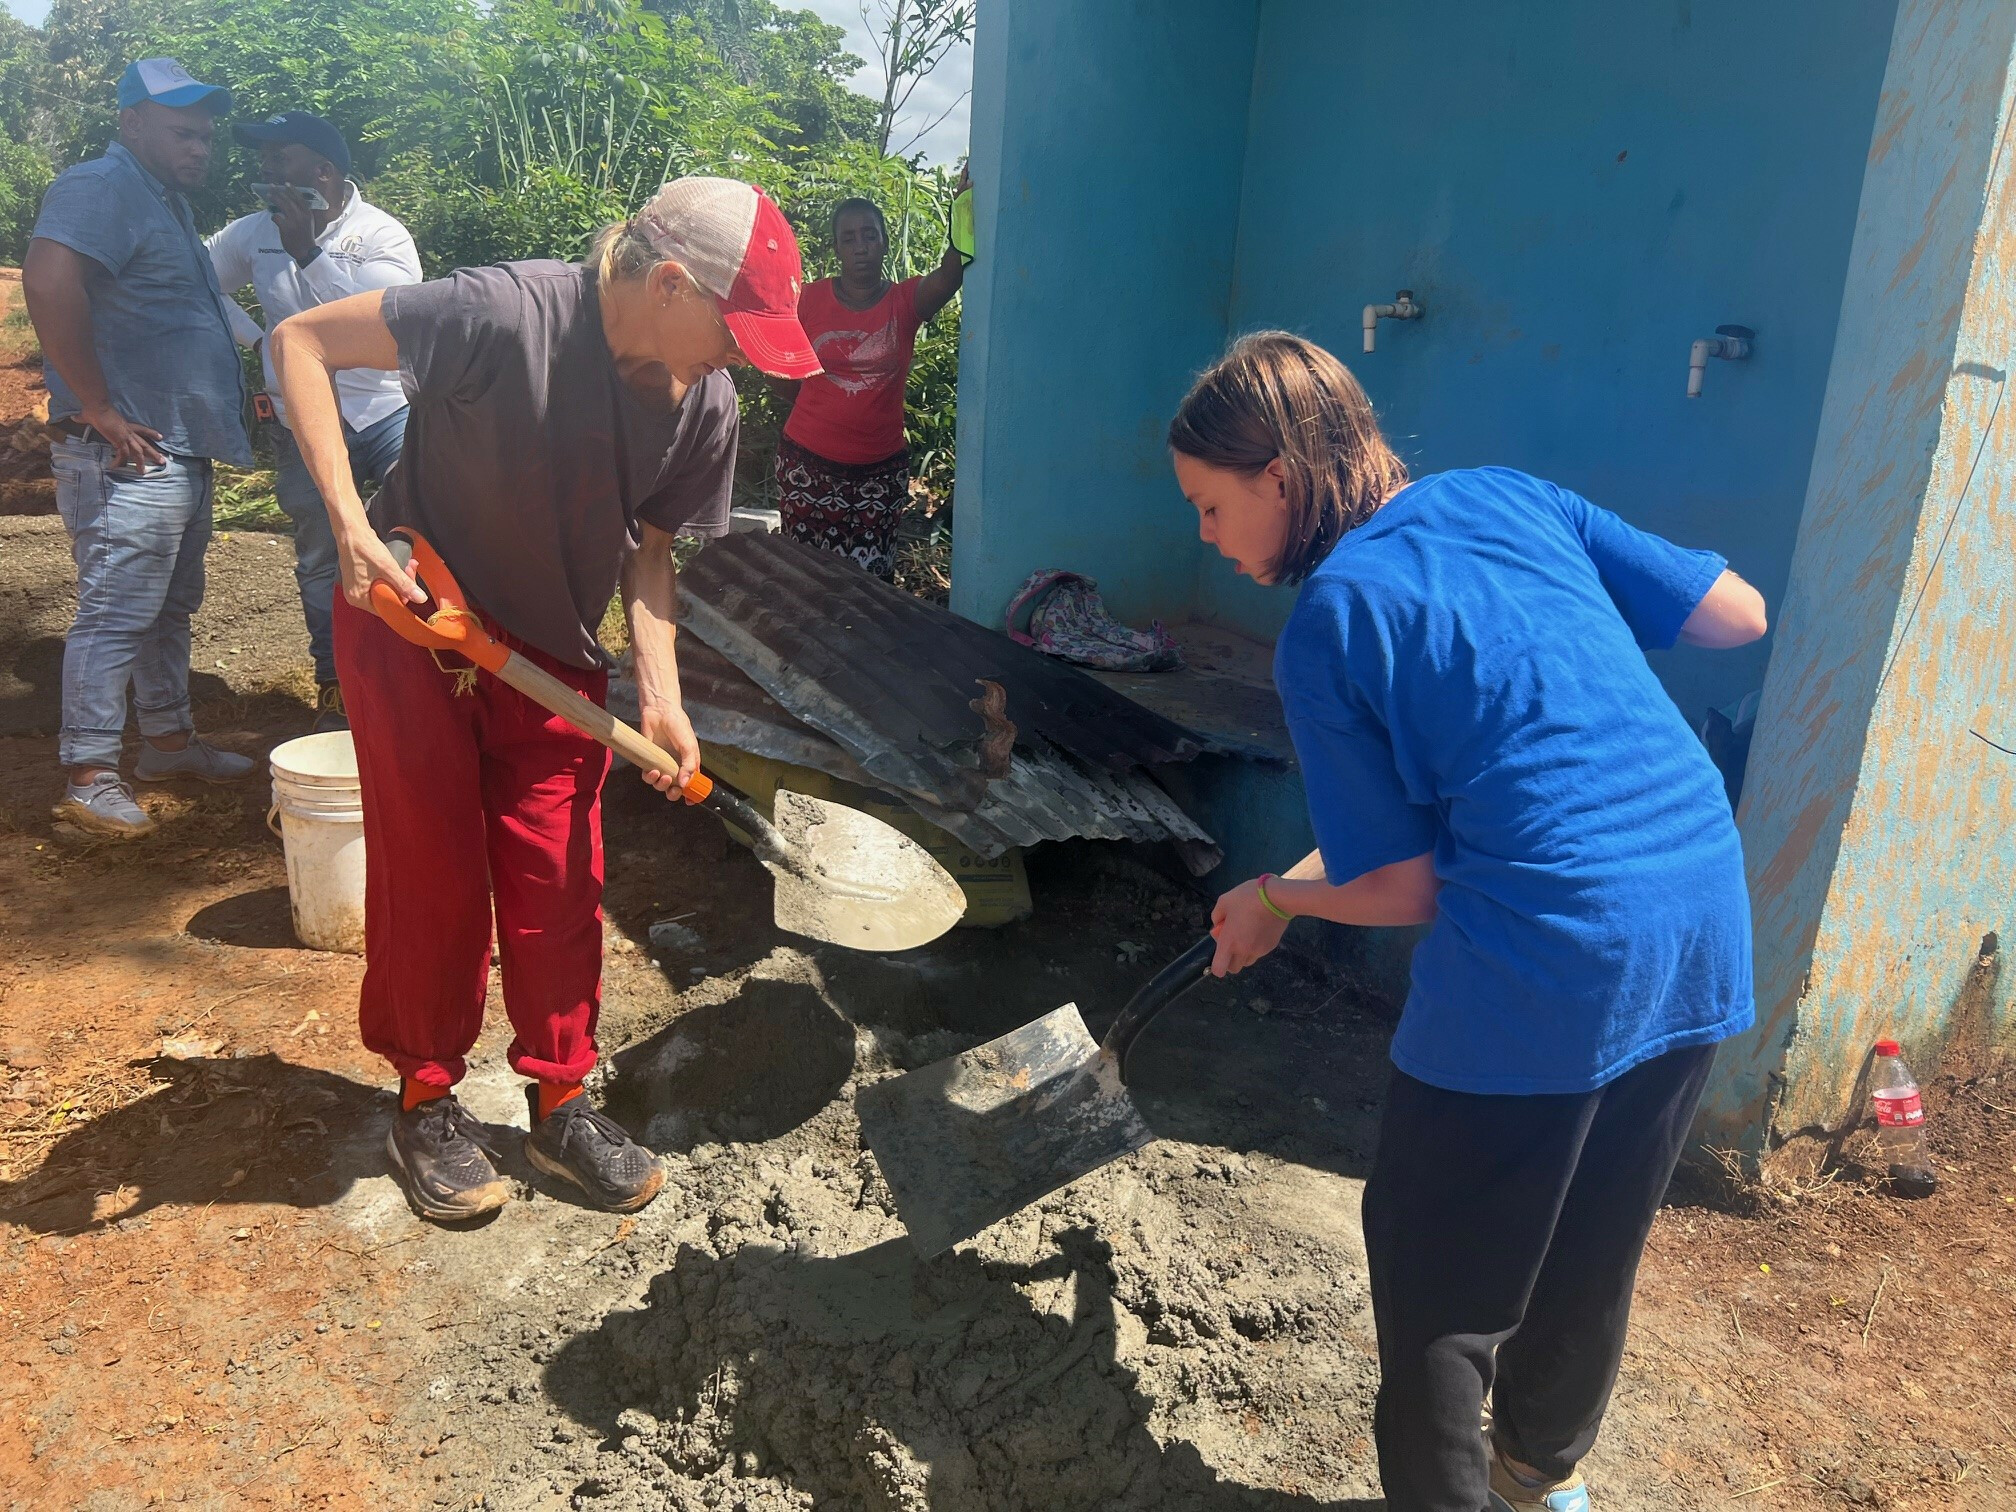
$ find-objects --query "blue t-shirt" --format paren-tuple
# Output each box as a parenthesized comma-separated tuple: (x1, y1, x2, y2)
(1273, 467, 1754, 1095)
(32, 143, 251, 466)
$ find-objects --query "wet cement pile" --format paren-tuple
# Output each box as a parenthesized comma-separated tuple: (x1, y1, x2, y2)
(545, 1018, 1383, 1511)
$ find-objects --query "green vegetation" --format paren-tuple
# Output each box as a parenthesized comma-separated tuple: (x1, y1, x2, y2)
(2, 0, 966, 533)
(0, 300, 37, 366)
(211, 468, 288, 532)
(0, 13, 55, 262)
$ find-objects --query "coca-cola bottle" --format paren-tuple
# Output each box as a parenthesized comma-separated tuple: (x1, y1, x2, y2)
(1870, 1039, 1937, 1198)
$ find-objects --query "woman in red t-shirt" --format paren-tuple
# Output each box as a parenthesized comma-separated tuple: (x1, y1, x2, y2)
(770, 189, 967, 577)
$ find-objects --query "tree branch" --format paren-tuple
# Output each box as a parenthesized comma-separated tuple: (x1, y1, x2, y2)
(892, 86, 970, 158)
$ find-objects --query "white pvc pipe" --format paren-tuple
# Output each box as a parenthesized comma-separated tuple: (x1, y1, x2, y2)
(1688, 338, 1716, 399)
(1363, 303, 1391, 353)
(1363, 293, 1419, 352)
(1688, 329, 1752, 397)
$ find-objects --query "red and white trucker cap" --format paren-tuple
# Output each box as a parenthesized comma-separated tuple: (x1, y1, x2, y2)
(632, 177, 820, 379)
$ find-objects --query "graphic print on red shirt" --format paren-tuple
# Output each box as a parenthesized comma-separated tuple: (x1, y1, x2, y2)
(782, 276, 924, 466)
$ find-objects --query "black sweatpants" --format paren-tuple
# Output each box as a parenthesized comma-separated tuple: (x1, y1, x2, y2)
(1360, 1041, 1717, 1512)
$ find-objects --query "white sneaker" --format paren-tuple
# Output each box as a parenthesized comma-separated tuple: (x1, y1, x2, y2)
(54, 773, 159, 838)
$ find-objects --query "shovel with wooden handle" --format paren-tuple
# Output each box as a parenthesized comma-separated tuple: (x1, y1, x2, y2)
(369, 529, 966, 952)
(856, 936, 1218, 1256)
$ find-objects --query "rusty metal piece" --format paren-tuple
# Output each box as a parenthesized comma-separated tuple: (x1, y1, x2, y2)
(969, 678, 1016, 778)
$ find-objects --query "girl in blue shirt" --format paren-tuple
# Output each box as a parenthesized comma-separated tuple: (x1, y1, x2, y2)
(1169, 332, 1766, 1512)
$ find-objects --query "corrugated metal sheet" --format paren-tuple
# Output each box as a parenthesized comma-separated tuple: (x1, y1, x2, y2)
(646, 535, 1237, 870)
(677, 532, 1238, 815)
(671, 635, 854, 775)
(620, 639, 1223, 871)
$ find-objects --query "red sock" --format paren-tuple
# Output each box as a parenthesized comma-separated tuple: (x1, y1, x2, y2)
(536, 1081, 584, 1121)
(402, 1078, 450, 1113)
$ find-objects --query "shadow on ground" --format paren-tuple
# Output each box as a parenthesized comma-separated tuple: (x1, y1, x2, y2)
(545, 1226, 1385, 1510)
(0, 632, 62, 736)
(186, 884, 303, 949)
(804, 910, 1391, 1188)
(602, 977, 856, 1153)
(597, 773, 804, 985)
(0, 634, 307, 740)
(0, 1054, 391, 1234)
(2, 980, 875, 1237)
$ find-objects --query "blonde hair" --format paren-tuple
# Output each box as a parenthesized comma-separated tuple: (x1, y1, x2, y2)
(590, 218, 666, 285)
(1168, 331, 1410, 585)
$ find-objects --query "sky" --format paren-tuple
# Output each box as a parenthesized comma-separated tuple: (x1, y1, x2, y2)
(2, 0, 974, 164)
(802, 0, 973, 165)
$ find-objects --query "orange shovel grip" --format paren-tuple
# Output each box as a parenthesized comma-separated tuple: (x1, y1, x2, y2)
(367, 530, 508, 674)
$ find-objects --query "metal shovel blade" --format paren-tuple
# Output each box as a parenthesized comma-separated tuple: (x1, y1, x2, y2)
(855, 1004, 1155, 1257)
(765, 789, 966, 952)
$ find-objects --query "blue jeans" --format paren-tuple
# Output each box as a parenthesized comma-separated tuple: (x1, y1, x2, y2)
(52, 439, 213, 771)
(274, 409, 409, 685)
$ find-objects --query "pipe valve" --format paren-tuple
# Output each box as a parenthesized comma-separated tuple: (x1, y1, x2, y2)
(1363, 290, 1423, 353)
(1687, 324, 1754, 398)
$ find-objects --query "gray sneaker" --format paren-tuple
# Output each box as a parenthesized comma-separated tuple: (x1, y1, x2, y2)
(135, 735, 256, 785)
(54, 773, 159, 838)
(522, 1087, 666, 1213)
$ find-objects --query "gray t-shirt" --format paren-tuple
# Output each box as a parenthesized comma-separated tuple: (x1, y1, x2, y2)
(376, 260, 737, 669)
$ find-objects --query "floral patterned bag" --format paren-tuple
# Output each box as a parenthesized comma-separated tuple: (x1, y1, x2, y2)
(1003, 569, 1184, 672)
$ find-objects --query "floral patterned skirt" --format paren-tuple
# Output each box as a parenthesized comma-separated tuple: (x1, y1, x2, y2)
(774, 434, 911, 580)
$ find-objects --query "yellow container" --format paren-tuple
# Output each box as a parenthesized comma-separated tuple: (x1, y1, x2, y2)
(700, 743, 1032, 927)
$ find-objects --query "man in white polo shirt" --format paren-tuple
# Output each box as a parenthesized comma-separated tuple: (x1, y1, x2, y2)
(209, 112, 420, 731)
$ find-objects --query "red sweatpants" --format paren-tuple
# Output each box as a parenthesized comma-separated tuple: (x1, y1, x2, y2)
(333, 596, 611, 1090)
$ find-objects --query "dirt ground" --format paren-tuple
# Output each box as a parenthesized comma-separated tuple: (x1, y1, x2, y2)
(1, 270, 57, 518)
(2, 512, 2014, 1511)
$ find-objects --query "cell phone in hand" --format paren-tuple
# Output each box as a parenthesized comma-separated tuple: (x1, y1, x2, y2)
(253, 182, 330, 212)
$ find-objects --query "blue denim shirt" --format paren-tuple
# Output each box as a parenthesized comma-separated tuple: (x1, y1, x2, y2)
(32, 143, 251, 465)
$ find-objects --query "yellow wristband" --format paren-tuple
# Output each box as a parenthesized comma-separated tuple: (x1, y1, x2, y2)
(1256, 874, 1293, 922)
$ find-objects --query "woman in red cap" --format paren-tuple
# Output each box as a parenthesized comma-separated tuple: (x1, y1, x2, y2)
(270, 176, 821, 1224)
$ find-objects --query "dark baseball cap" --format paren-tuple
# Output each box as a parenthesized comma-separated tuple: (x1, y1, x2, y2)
(232, 111, 351, 175)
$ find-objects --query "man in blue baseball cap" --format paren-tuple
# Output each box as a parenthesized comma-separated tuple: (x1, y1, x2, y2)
(209, 112, 421, 731)
(117, 56, 234, 114)
(21, 56, 256, 839)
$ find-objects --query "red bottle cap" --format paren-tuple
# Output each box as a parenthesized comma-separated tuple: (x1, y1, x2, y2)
(1874, 1038, 1901, 1057)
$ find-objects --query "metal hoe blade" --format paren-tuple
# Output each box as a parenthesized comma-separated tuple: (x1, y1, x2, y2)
(855, 1005, 1155, 1257)
(765, 789, 967, 952)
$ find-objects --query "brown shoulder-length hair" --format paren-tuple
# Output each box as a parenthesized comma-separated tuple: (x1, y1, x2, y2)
(1167, 331, 1409, 585)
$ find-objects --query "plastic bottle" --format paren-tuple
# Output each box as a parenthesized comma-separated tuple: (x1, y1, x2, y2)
(1870, 1038, 1937, 1198)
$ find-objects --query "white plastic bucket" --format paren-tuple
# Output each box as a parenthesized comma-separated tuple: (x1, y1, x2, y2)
(267, 732, 365, 954)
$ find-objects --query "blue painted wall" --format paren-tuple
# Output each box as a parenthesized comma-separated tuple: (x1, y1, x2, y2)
(1212, 0, 1899, 725)
(1704, 0, 2016, 1147)
(956, 0, 2016, 1145)
(950, 0, 1261, 633)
